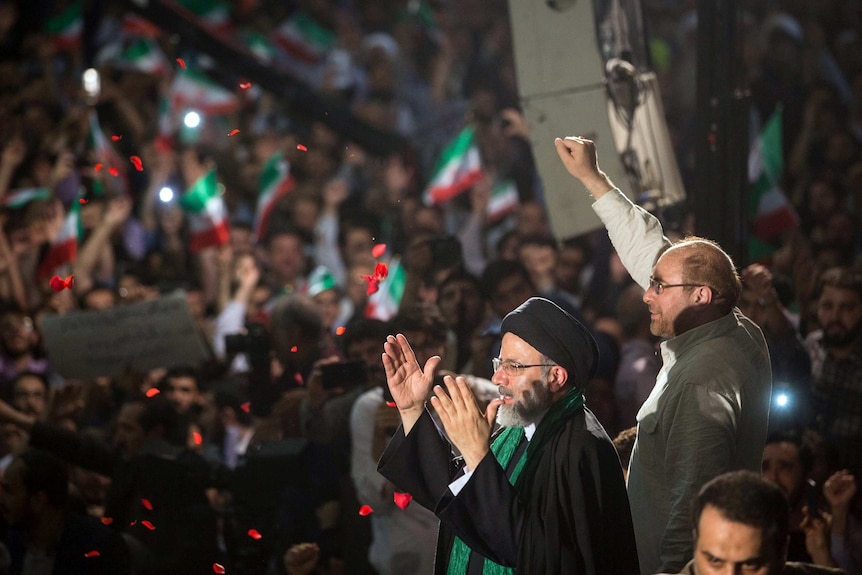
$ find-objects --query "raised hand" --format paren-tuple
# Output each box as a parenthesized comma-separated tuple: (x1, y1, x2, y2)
(381, 333, 439, 433)
(429, 375, 492, 471)
(553, 136, 615, 199)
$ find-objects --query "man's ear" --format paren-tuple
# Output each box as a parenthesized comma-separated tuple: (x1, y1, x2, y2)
(693, 285, 715, 305)
(548, 366, 569, 393)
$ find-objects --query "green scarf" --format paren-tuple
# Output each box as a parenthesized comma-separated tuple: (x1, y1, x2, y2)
(446, 388, 585, 574)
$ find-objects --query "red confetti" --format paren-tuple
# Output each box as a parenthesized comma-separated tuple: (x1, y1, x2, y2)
(294, 373, 304, 386)
(374, 262, 389, 280)
(145, 388, 160, 398)
(372, 243, 387, 258)
(108, 167, 119, 177)
(358, 505, 373, 516)
(192, 431, 203, 445)
(240, 402, 250, 413)
(84, 550, 101, 558)
(364, 277, 380, 295)
(129, 521, 136, 526)
(228, 129, 240, 137)
(141, 498, 153, 511)
(393, 492, 412, 510)
(49, 275, 74, 292)
(297, 144, 308, 152)
(94, 163, 103, 172)
(239, 82, 252, 90)
(100, 517, 113, 525)
(129, 156, 143, 171)
(213, 564, 226, 574)
(141, 520, 156, 530)
(290, 345, 298, 353)
(79, 198, 88, 204)
(247, 528, 262, 540)
(385, 401, 397, 407)
(335, 326, 346, 336)
(111, 135, 122, 141)
(176, 58, 186, 69)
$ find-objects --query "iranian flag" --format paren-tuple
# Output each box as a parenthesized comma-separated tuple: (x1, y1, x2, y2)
(121, 14, 161, 38)
(365, 258, 406, 321)
(253, 152, 295, 243)
(4, 188, 52, 209)
(177, 0, 233, 35)
(423, 127, 483, 205)
(37, 201, 80, 281)
(179, 170, 230, 254)
(273, 11, 335, 65)
(44, 1, 82, 51)
(171, 67, 239, 116)
(114, 38, 169, 76)
(749, 108, 798, 258)
(155, 95, 174, 152)
(486, 179, 519, 223)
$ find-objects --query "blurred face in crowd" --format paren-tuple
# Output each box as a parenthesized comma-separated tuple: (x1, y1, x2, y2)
(555, 244, 588, 294)
(438, 278, 483, 330)
(313, 288, 341, 330)
(492, 333, 557, 428)
(268, 233, 305, 284)
(346, 261, 374, 306)
(347, 337, 385, 385)
(761, 442, 805, 504)
(817, 285, 862, 348)
(490, 274, 532, 319)
(166, 375, 201, 415)
(401, 329, 446, 367)
(694, 505, 779, 575)
(0, 313, 36, 357)
(83, 287, 116, 310)
(343, 227, 375, 268)
(12, 375, 47, 418)
(113, 402, 146, 460)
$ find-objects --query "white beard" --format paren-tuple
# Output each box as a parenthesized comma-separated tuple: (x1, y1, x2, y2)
(496, 379, 553, 427)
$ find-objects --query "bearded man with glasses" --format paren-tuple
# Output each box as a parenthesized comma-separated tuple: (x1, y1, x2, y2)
(555, 136, 773, 575)
(378, 297, 638, 574)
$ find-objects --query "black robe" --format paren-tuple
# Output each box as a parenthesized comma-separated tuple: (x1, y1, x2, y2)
(378, 406, 639, 574)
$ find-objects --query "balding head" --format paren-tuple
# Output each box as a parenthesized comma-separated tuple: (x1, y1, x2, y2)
(662, 237, 741, 313)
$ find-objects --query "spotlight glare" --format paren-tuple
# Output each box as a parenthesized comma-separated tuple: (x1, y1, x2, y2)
(184, 111, 201, 128)
(775, 393, 789, 408)
(159, 187, 174, 203)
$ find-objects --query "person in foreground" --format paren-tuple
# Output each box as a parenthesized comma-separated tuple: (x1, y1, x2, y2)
(555, 136, 773, 574)
(659, 470, 844, 575)
(377, 296, 638, 574)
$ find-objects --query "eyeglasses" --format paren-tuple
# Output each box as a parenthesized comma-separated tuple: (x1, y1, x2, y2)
(648, 276, 707, 295)
(492, 357, 555, 376)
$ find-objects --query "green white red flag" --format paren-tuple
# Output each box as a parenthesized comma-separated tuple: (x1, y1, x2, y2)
(4, 188, 52, 210)
(176, 0, 233, 35)
(113, 38, 169, 76)
(179, 170, 230, 254)
(486, 179, 519, 223)
(170, 67, 240, 116)
(365, 258, 406, 321)
(253, 152, 295, 243)
(44, 1, 82, 51)
(37, 200, 80, 281)
(272, 11, 335, 65)
(423, 127, 483, 205)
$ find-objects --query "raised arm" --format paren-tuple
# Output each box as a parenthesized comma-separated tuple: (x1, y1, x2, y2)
(381, 333, 439, 434)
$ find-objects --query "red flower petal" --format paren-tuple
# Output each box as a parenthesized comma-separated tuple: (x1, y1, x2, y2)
(290, 345, 298, 353)
(358, 505, 373, 516)
(141, 498, 153, 510)
(94, 163, 103, 172)
(366, 279, 380, 295)
(176, 58, 186, 69)
(49, 276, 66, 292)
(228, 129, 240, 137)
(372, 243, 387, 258)
(141, 520, 156, 530)
(247, 528, 262, 540)
(385, 401, 397, 407)
(240, 402, 251, 413)
(145, 388, 160, 398)
(213, 563, 226, 574)
(130, 156, 143, 171)
(393, 492, 412, 510)
(239, 82, 252, 90)
(100, 517, 113, 525)
(111, 135, 122, 141)
(84, 550, 101, 558)
(335, 326, 346, 336)
(374, 262, 389, 280)
(192, 431, 203, 445)
(294, 373, 304, 386)
(297, 144, 307, 152)
(63, 275, 74, 289)
(108, 167, 119, 177)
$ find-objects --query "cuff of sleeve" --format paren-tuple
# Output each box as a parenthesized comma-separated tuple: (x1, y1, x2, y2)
(448, 468, 474, 496)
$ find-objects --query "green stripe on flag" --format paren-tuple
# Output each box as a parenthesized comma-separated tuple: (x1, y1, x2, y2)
(180, 170, 219, 214)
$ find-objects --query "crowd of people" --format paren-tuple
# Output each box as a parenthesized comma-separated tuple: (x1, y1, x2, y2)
(0, 0, 860, 573)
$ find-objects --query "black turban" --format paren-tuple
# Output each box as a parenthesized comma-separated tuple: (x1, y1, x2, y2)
(500, 297, 599, 388)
